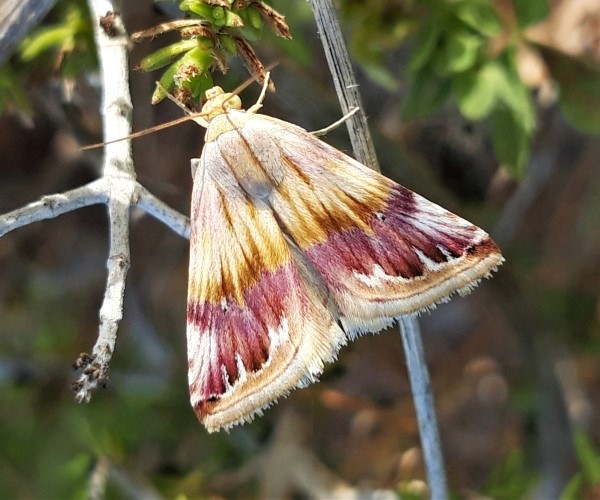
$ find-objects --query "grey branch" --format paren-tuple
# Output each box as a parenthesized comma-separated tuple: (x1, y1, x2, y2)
(0, 179, 108, 237)
(136, 185, 190, 239)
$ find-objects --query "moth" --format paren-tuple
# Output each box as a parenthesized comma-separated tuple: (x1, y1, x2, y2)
(187, 82, 504, 432)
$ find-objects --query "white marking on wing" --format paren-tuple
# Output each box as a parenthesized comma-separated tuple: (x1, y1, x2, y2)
(221, 364, 232, 391)
(267, 317, 289, 348)
(354, 264, 392, 287)
(235, 352, 248, 384)
(413, 246, 457, 271)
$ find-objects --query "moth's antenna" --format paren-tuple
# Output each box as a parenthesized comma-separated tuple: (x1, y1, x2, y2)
(82, 83, 211, 150)
(82, 64, 278, 151)
(81, 114, 202, 151)
(231, 61, 278, 97)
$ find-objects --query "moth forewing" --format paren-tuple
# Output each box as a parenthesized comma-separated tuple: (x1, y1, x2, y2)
(186, 84, 503, 432)
(187, 130, 347, 431)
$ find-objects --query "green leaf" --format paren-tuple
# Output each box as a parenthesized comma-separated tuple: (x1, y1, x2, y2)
(561, 473, 585, 500)
(222, 9, 244, 28)
(246, 5, 263, 30)
(361, 62, 399, 91)
(402, 70, 452, 119)
(453, 62, 502, 119)
(151, 46, 214, 104)
(480, 48, 535, 177)
(432, 30, 483, 75)
(139, 39, 201, 72)
(20, 26, 74, 61)
(455, 0, 502, 36)
(513, 0, 549, 28)
(152, 60, 181, 103)
(537, 44, 600, 133)
(0, 65, 32, 115)
(219, 33, 237, 54)
(17, 1, 96, 77)
(60, 453, 93, 484)
(181, 0, 214, 20)
(489, 106, 531, 176)
(483, 449, 537, 498)
(573, 430, 600, 483)
(409, 24, 442, 73)
(490, 50, 536, 136)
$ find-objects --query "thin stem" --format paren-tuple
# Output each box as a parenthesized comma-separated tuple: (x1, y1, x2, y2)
(307, 0, 378, 170)
(307, 0, 449, 497)
(399, 315, 448, 498)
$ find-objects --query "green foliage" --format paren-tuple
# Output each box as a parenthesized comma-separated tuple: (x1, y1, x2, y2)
(139, 0, 291, 106)
(339, 0, 540, 176)
(0, 336, 215, 497)
(0, 64, 31, 116)
(536, 44, 600, 134)
(18, 0, 96, 78)
(340, 0, 414, 89)
(338, 0, 599, 176)
(153, 46, 215, 104)
(574, 431, 600, 483)
(268, 0, 316, 68)
(513, 0, 549, 28)
(400, 0, 535, 177)
(0, 0, 95, 115)
(139, 39, 202, 73)
(481, 430, 600, 499)
(483, 449, 537, 498)
(561, 431, 600, 499)
(8, 0, 596, 179)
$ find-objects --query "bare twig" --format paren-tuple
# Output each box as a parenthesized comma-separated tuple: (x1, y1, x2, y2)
(88, 456, 109, 500)
(88, 456, 163, 500)
(398, 316, 447, 497)
(135, 185, 190, 239)
(307, 1, 449, 497)
(0, 179, 108, 236)
(70, 0, 135, 402)
(74, 0, 190, 401)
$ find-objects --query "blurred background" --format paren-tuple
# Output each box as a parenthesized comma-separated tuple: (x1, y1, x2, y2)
(0, 0, 599, 497)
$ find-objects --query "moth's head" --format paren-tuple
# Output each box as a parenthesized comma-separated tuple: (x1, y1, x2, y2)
(201, 87, 243, 122)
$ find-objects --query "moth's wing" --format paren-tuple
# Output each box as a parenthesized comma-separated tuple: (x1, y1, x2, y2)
(187, 145, 346, 432)
(238, 117, 504, 333)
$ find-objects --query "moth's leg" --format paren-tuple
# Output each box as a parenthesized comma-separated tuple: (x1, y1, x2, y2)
(311, 107, 360, 136)
(247, 71, 271, 114)
(190, 158, 201, 178)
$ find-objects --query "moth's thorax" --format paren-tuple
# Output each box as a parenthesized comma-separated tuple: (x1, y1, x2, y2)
(201, 87, 242, 117)
(204, 111, 253, 143)
(201, 86, 252, 142)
